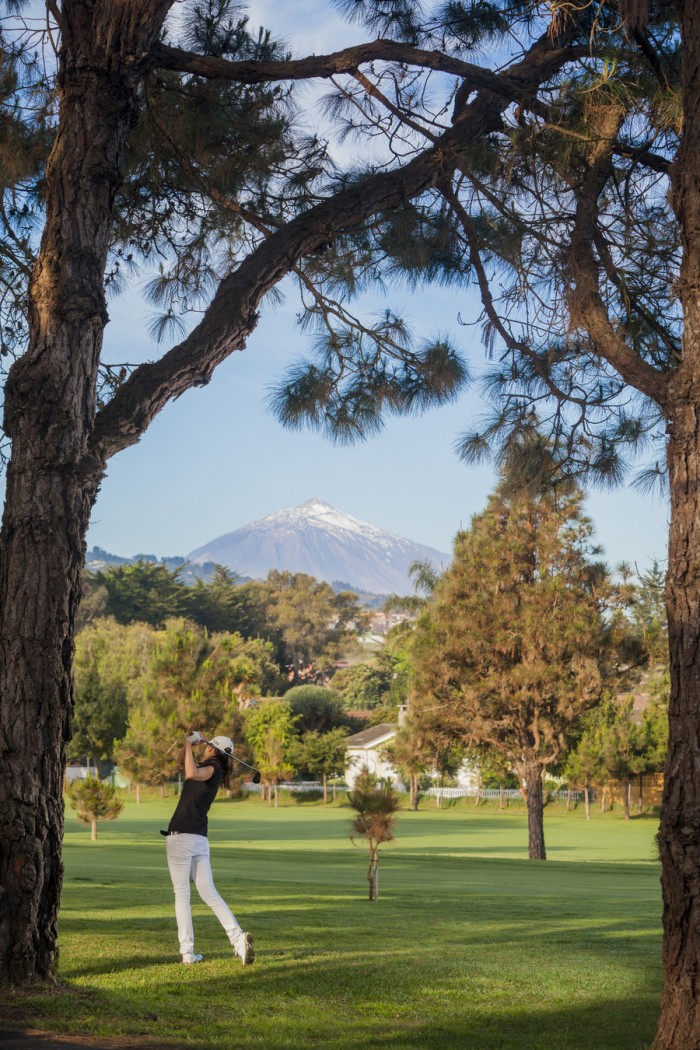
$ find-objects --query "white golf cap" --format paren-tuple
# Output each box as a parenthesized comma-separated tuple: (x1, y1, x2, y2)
(208, 735, 234, 756)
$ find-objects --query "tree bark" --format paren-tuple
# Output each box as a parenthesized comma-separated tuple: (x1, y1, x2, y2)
(652, 391, 700, 1047)
(0, 1, 170, 987)
(653, 5, 700, 1036)
(584, 784, 591, 821)
(521, 763, 546, 860)
(91, 820, 97, 843)
(623, 778, 631, 821)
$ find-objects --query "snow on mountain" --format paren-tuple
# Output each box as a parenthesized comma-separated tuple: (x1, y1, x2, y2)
(186, 498, 451, 596)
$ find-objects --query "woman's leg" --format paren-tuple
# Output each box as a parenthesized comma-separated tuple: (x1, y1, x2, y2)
(166, 835, 196, 956)
(190, 839, 242, 940)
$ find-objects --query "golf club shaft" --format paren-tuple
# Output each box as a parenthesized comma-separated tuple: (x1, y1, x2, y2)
(200, 737, 261, 782)
(231, 754, 262, 780)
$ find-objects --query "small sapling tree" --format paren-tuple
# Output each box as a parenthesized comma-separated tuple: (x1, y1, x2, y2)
(68, 777, 124, 842)
(347, 769, 400, 901)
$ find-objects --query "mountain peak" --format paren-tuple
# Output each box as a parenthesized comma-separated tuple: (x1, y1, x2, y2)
(187, 498, 450, 595)
(298, 497, 332, 510)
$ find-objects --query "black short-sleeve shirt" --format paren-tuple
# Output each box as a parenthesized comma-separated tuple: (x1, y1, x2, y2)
(167, 761, 223, 836)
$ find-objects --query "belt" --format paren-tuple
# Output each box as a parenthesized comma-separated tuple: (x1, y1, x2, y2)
(160, 830, 179, 836)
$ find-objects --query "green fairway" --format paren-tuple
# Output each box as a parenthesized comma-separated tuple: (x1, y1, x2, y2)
(7, 797, 662, 1049)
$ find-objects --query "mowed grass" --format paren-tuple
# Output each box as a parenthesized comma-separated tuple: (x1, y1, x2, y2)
(7, 796, 663, 1050)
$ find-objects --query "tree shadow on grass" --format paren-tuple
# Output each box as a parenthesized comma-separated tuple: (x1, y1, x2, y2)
(6, 950, 660, 1050)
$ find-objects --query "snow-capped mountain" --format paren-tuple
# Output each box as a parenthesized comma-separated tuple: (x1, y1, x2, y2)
(186, 498, 450, 596)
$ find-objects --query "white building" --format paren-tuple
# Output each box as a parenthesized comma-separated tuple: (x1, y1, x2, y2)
(345, 724, 401, 789)
(344, 720, 481, 791)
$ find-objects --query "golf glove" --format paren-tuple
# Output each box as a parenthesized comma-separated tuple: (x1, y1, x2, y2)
(187, 731, 204, 744)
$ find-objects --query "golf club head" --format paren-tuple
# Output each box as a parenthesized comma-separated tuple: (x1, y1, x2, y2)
(252, 771, 261, 784)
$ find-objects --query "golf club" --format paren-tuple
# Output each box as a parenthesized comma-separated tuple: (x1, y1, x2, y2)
(203, 737, 262, 784)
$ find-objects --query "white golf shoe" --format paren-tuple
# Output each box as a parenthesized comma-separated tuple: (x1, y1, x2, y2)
(182, 952, 204, 964)
(232, 931, 255, 966)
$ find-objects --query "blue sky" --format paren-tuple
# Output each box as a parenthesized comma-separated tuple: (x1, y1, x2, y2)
(86, 0, 670, 572)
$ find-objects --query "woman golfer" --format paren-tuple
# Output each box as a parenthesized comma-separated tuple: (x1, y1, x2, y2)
(162, 732, 254, 966)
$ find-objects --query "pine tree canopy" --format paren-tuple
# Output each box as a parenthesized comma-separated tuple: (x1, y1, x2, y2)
(409, 479, 614, 773)
(0, 0, 679, 472)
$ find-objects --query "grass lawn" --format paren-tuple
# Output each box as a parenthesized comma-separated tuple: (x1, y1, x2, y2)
(6, 796, 663, 1049)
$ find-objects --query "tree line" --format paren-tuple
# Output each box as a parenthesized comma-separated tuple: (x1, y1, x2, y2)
(79, 563, 368, 683)
(69, 562, 412, 803)
(70, 613, 352, 806)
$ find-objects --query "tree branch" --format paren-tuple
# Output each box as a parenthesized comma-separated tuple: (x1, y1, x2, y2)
(90, 26, 587, 464)
(151, 39, 584, 111)
(613, 144, 671, 175)
(440, 178, 594, 410)
(89, 145, 449, 463)
(566, 115, 670, 410)
(353, 69, 441, 145)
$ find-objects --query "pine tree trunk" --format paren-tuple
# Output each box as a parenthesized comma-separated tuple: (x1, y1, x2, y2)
(0, 3, 170, 987)
(623, 778, 631, 821)
(584, 784, 591, 821)
(650, 7, 700, 1041)
(522, 763, 546, 860)
(0, 440, 99, 984)
(91, 820, 97, 843)
(653, 394, 700, 1047)
(322, 773, 327, 804)
(601, 784, 607, 812)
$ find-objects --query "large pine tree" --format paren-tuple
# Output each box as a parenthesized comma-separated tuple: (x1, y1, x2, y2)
(410, 479, 611, 859)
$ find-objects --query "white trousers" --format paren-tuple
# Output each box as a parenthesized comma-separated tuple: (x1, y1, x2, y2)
(165, 833, 242, 956)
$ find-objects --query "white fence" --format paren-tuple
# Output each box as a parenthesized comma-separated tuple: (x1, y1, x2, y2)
(424, 787, 585, 801)
(245, 781, 342, 793)
(243, 781, 584, 801)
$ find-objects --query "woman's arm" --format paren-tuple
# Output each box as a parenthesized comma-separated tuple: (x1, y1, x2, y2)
(183, 739, 215, 782)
